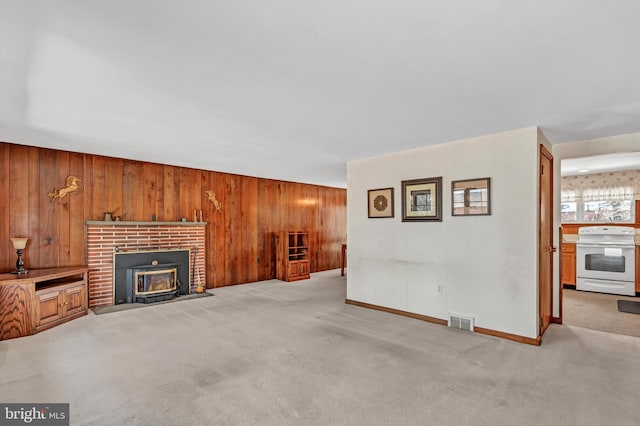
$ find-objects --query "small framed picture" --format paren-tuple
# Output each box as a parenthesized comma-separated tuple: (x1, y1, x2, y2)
(368, 188, 394, 218)
(401, 177, 442, 222)
(451, 177, 491, 216)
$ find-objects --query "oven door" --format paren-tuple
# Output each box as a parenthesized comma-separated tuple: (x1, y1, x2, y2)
(576, 243, 635, 282)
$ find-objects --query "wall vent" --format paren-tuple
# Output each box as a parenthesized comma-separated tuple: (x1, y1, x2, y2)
(448, 313, 475, 332)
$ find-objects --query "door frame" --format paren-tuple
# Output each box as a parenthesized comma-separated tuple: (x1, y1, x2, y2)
(539, 144, 555, 338)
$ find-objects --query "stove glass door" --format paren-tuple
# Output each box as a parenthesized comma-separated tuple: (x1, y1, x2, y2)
(585, 253, 626, 273)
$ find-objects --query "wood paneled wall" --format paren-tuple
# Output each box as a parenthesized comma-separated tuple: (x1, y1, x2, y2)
(0, 142, 347, 287)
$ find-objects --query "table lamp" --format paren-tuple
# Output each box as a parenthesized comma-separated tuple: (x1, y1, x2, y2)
(10, 237, 28, 274)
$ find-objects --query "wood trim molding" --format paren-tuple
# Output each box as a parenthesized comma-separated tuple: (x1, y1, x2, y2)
(345, 299, 447, 326)
(558, 226, 564, 323)
(345, 299, 541, 346)
(474, 326, 542, 346)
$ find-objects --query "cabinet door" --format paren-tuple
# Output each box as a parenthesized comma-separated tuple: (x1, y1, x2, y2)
(64, 284, 87, 316)
(561, 244, 576, 285)
(35, 290, 63, 327)
(299, 260, 309, 276)
(289, 261, 300, 278)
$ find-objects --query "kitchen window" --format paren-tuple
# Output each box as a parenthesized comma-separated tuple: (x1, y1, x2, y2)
(561, 185, 635, 223)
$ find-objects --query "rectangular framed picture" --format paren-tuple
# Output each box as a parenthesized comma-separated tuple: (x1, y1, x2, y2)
(401, 177, 442, 222)
(368, 187, 394, 218)
(451, 177, 491, 216)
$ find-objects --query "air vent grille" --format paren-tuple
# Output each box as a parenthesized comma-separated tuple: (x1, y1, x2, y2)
(448, 313, 474, 332)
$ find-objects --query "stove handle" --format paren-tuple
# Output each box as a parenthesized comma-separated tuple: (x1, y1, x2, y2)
(576, 243, 635, 248)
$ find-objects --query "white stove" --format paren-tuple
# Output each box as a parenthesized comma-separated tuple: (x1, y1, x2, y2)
(576, 226, 636, 296)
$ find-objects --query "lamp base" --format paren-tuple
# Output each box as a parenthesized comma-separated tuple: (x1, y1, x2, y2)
(12, 248, 27, 275)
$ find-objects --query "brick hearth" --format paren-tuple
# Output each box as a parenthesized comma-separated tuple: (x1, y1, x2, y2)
(86, 221, 206, 307)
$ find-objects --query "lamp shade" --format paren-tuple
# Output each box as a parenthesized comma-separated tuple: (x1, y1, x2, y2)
(11, 237, 28, 250)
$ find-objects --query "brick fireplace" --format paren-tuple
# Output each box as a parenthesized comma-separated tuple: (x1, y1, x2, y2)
(86, 221, 206, 307)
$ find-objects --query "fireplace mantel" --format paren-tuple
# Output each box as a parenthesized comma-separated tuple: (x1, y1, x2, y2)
(86, 221, 207, 226)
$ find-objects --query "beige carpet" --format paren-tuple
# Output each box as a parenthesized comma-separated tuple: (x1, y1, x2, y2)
(1, 273, 639, 425)
(563, 288, 640, 338)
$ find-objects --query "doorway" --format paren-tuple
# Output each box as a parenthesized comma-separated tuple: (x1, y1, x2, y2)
(558, 152, 640, 338)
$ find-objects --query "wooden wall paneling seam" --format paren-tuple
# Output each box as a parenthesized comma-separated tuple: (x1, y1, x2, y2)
(69, 153, 85, 266)
(105, 158, 123, 222)
(245, 176, 259, 283)
(0, 144, 10, 271)
(257, 179, 277, 281)
(82, 154, 93, 227)
(91, 156, 107, 222)
(201, 171, 212, 288)
(39, 149, 60, 268)
(155, 164, 164, 221)
(226, 174, 238, 285)
(28, 147, 40, 268)
(315, 187, 323, 271)
(130, 160, 143, 221)
(120, 158, 130, 221)
(163, 166, 176, 222)
(211, 171, 226, 287)
(222, 174, 232, 286)
(310, 185, 319, 272)
(271, 181, 279, 265)
(239, 176, 248, 284)
(256, 178, 265, 281)
(8, 145, 29, 270)
(204, 170, 214, 287)
(142, 162, 157, 222)
(182, 168, 200, 222)
(171, 166, 181, 221)
(177, 167, 188, 221)
(58, 151, 71, 268)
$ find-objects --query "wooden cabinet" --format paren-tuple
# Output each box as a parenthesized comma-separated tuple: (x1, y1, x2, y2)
(277, 232, 310, 282)
(561, 243, 576, 286)
(34, 279, 87, 332)
(0, 267, 89, 340)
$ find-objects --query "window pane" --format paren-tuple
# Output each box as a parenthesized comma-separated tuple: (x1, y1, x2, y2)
(561, 202, 577, 222)
(583, 200, 632, 222)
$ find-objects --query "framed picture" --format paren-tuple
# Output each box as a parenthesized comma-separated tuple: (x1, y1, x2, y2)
(451, 177, 491, 216)
(401, 177, 442, 222)
(368, 188, 394, 218)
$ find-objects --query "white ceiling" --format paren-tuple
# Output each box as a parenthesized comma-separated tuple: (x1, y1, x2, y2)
(1, 1, 640, 188)
(561, 151, 640, 176)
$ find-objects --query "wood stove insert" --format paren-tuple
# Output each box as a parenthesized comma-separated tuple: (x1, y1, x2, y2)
(113, 249, 190, 305)
(128, 263, 178, 304)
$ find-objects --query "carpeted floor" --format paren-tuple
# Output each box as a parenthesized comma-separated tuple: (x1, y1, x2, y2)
(91, 292, 213, 315)
(1, 271, 639, 425)
(563, 288, 640, 338)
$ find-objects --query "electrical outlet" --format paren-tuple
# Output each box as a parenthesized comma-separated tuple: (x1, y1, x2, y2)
(437, 285, 443, 293)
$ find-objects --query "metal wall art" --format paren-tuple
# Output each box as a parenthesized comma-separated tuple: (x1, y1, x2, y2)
(205, 191, 222, 212)
(47, 175, 82, 202)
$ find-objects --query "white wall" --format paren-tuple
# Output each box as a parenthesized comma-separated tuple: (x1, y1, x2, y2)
(551, 132, 640, 317)
(347, 127, 540, 339)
